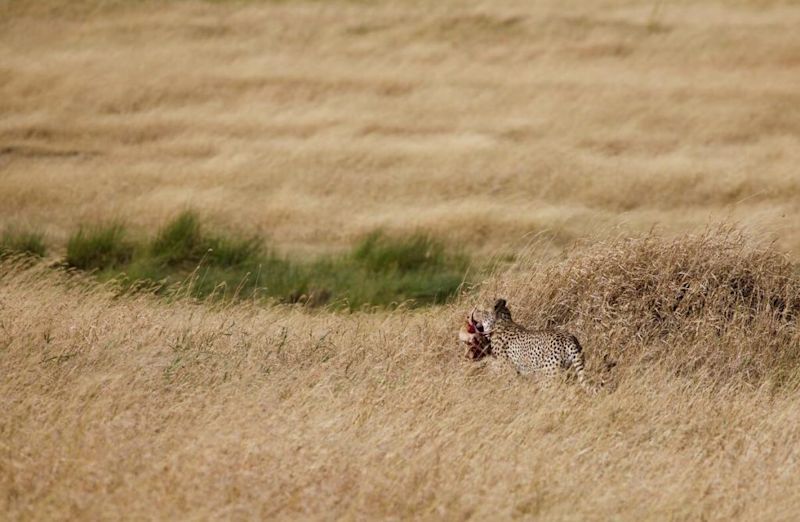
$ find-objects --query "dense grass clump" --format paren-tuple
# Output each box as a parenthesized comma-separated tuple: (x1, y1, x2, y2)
(149, 211, 210, 266)
(66, 224, 133, 270)
(149, 211, 262, 268)
(0, 229, 47, 258)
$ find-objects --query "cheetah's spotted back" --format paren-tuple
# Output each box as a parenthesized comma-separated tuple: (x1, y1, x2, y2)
(468, 299, 597, 393)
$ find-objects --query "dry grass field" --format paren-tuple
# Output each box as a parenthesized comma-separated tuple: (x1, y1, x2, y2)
(3, 0, 800, 520)
(2, 0, 800, 256)
(3, 232, 800, 520)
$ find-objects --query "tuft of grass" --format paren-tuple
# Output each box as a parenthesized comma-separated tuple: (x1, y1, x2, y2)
(66, 224, 134, 270)
(0, 229, 47, 258)
(150, 211, 262, 268)
(149, 211, 206, 266)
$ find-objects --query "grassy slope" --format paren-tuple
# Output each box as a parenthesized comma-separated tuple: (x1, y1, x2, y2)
(2, 231, 800, 520)
(1, 0, 799, 258)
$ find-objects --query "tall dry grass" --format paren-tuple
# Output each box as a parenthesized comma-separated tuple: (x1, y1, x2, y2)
(3, 1, 800, 519)
(1, 0, 800, 257)
(483, 227, 800, 384)
(2, 230, 800, 520)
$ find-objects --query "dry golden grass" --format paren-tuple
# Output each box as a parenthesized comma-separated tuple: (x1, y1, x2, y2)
(1, 0, 800, 256)
(2, 231, 800, 520)
(3, 1, 800, 520)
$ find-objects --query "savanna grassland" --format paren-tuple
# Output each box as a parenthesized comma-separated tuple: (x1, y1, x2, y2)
(2, 0, 800, 520)
(2, 0, 800, 256)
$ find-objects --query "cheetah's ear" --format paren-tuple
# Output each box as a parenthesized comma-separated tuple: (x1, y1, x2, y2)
(494, 298, 512, 321)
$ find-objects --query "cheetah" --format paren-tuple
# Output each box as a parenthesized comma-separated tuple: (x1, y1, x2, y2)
(460, 298, 599, 394)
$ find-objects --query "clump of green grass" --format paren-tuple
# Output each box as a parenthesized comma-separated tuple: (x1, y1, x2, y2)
(0, 229, 47, 258)
(331, 231, 470, 306)
(149, 211, 207, 266)
(66, 224, 134, 270)
(149, 211, 261, 268)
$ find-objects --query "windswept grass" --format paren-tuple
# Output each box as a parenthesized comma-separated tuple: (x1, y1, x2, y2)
(3, 0, 800, 519)
(2, 229, 800, 520)
(2, 0, 799, 258)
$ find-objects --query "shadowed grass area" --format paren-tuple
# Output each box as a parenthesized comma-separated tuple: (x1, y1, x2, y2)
(66, 211, 472, 308)
(0, 228, 47, 258)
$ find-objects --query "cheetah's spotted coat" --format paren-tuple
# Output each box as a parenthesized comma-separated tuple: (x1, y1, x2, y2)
(463, 299, 598, 393)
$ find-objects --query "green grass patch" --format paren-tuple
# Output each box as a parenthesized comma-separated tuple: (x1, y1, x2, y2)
(149, 211, 262, 268)
(353, 231, 457, 273)
(59, 213, 475, 309)
(66, 223, 134, 270)
(0, 228, 47, 258)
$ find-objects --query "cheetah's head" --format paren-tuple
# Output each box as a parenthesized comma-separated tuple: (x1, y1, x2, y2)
(476, 298, 513, 335)
(459, 299, 512, 359)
